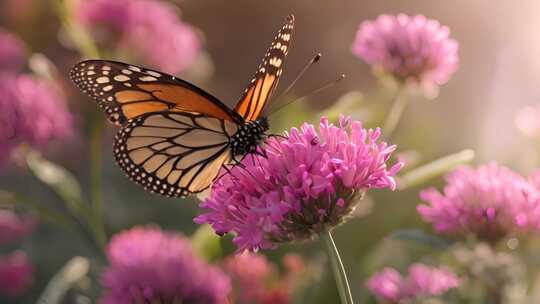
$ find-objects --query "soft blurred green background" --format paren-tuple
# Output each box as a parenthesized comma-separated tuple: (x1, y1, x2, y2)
(2, 0, 540, 303)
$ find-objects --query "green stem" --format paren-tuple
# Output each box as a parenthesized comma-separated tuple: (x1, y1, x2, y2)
(322, 229, 354, 304)
(56, 0, 100, 58)
(382, 88, 408, 140)
(397, 149, 475, 190)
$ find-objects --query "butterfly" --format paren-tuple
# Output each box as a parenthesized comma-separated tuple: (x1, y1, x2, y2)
(70, 15, 294, 197)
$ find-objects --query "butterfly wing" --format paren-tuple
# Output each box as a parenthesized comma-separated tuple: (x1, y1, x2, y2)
(114, 112, 239, 197)
(234, 14, 294, 121)
(70, 60, 243, 125)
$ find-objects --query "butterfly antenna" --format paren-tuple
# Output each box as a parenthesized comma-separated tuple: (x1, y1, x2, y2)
(273, 52, 322, 105)
(269, 73, 346, 116)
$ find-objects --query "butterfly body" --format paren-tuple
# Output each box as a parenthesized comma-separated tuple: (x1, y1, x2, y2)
(230, 117, 269, 156)
(71, 15, 294, 197)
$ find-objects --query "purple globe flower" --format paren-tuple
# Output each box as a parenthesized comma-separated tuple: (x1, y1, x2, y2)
(352, 14, 458, 93)
(0, 74, 73, 165)
(529, 169, 540, 190)
(196, 116, 403, 251)
(366, 268, 402, 302)
(76, 0, 201, 74)
(367, 264, 459, 303)
(0, 28, 26, 72)
(100, 226, 231, 304)
(418, 163, 540, 242)
(0, 251, 34, 298)
(0, 210, 36, 245)
(222, 253, 306, 304)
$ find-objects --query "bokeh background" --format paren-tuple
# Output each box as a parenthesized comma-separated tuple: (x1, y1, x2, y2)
(2, 0, 540, 303)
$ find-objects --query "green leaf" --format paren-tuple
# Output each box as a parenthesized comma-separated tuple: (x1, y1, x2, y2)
(397, 149, 475, 189)
(26, 152, 90, 218)
(36, 256, 90, 304)
(191, 224, 222, 261)
(390, 229, 453, 249)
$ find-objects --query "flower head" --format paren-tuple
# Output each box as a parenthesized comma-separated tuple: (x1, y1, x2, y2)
(367, 264, 459, 303)
(100, 226, 230, 304)
(222, 252, 306, 304)
(0, 251, 34, 298)
(0, 28, 26, 72)
(0, 210, 36, 245)
(418, 163, 540, 242)
(196, 116, 403, 251)
(352, 14, 458, 94)
(75, 0, 200, 74)
(366, 268, 402, 302)
(0, 74, 73, 164)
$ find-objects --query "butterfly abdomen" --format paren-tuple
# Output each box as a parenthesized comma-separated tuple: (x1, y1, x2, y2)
(230, 117, 269, 156)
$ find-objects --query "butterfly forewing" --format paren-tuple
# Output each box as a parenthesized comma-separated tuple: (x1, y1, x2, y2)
(114, 112, 238, 197)
(71, 15, 296, 198)
(70, 60, 242, 125)
(234, 14, 294, 121)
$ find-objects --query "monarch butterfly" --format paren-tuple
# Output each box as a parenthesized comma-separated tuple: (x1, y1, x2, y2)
(70, 15, 295, 197)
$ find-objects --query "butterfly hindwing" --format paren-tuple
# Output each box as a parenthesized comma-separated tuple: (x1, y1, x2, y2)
(70, 60, 242, 125)
(114, 112, 239, 197)
(234, 14, 294, 121)
(71, 15, 296, 198)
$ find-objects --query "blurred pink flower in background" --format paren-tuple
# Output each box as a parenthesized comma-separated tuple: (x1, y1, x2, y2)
(75, 0, 201, 74)
(0, 210, 35, 298)
(366, 268, 402, 302)
(418, 163, 540, 242)
(515, 104, 540, 138)
(0, 74, 73, 165)
(100, 226, 230, 304)
(0, 28, 26, 72)
(367, 264, 459, 303)
(529, 169, 540, 190)
(196, 116, 403, 251)
(0, 210, 36, 245)
(0, 251, 34, 298)
(352, 14, 458, 95)
(222, 252, 306, 304)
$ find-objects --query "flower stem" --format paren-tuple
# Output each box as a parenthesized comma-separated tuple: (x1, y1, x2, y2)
(382, 88, 408, 140)
(89, 115, 106, 250)
(322, 229, 354, 304)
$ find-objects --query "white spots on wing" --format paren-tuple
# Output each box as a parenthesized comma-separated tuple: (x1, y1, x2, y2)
(96, 76, 110, 84)
(124, 83, 132, 87)
(107, 96, 114, 101)
(281, 45, 288, 52)
(114, 75, 130, 82)
(122, 69, 133, 75)
(140, 76, 157, 82)
(146, 71, 162, 77)
(88, 65, 94, 70)
(102, 66, 111, 71)
(269, 57, 282, 67)
(103, 85, 113, 92)
(281, 33, 291, 41)
(259, 67, 266, 73)
(103, 71, 110, 75)
(129, 66, 142, 72)
(87, 71, 95, 76)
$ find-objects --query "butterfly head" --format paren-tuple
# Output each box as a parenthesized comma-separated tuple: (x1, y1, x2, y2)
(230, 117, 269, 156)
